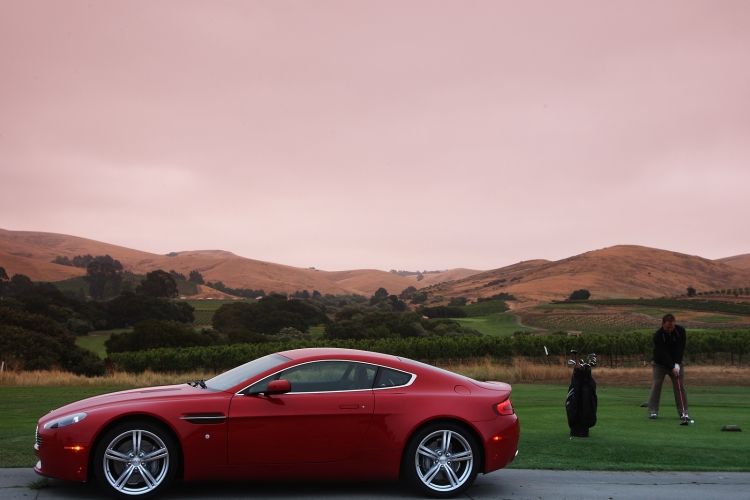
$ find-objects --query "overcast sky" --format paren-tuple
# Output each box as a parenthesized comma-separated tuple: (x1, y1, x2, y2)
(1, 1, 748, 271)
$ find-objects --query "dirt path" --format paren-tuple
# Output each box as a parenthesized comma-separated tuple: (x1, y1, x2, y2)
(513, 314, 545, 330)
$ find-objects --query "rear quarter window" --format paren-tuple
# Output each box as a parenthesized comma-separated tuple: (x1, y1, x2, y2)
(374, 367, 413, 388)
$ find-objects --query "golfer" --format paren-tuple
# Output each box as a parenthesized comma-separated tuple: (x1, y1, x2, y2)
(647, 313, 689, 420)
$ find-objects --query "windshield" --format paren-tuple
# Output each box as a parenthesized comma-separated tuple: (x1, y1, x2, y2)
(205, 353, 291, 391)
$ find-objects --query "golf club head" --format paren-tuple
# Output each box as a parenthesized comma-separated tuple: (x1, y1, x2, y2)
(570, 350, 578, 356)
(567, 360, 576, 367)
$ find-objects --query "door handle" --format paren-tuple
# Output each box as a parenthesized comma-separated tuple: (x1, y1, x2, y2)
(339, 404, 360, 409)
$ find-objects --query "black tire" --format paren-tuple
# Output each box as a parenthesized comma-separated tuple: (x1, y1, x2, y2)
(93, 420, 178, 500)
(403, 421, 480, 498)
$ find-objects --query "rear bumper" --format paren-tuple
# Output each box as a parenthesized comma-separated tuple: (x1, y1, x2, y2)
(475, 415, 520, 473)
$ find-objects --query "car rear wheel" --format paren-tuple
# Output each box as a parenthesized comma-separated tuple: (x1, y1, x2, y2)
(93, 420, 178, 499)
(403, 422, 480, 498)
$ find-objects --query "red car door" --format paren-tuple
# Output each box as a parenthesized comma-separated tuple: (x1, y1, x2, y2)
(228, 361, 376, 464)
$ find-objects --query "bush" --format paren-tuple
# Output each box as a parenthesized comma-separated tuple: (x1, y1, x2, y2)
(0, 309, 104, 376)
(108, 330, 750, 374)
(569, 289, 591, 300)
(105, 320, 219, 353)
(212, 296, 328, 334)
(418, 306, 467, 319)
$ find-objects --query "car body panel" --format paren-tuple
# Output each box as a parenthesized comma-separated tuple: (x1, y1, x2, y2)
(35, 348, 519, 485)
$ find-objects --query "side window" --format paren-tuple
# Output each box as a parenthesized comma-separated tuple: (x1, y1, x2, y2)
(374, 367, 413, 388)
(245, 361, 377, 394)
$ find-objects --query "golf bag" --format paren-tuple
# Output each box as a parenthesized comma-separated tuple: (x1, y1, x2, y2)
(566, 366, 597, 437)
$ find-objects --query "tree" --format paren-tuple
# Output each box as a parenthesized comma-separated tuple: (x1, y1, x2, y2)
(188, 270, 204, 284)
(0, 267, 8, 281)
(169, 270, 186, 281)
(399, 286, 417, 299)
(137, 270, 178, 299)
(416, 272, 424, 281)
(569, 289, 591, 300)
(686, 286, 696, 297)
(374, 287, 389, 299)
(85, 262, 122, 299)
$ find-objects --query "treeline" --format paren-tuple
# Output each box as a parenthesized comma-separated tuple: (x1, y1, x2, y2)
(0, 268, 194, 334)
(0, 307, 105, 376)
(106, 300, 482, 355)
(108, 330, 750, 373)
(205, 281, 266, 298)
(52, 253, 123, 270)
(576, 298, 750, 316)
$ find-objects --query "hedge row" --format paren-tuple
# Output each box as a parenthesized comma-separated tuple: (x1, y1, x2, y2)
(109, 330, 750, 373)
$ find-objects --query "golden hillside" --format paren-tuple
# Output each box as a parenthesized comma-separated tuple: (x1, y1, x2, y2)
(0, 229, 416, 296)
(424, 246, 750, 303)
(716, 253, 750, 270)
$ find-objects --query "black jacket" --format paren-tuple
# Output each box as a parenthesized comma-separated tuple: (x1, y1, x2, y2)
(652, 325, 686, 369)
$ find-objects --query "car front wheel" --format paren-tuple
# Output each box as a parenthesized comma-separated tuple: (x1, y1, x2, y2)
(403, 422, 480, 498)
(93, 420, 178, 499)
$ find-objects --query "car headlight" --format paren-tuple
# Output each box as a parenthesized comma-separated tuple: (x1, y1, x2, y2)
(43, 412, 87, 429)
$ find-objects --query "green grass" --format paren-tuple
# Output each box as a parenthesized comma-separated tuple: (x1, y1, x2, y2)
(694, 315, 744, 323)
(0, 386, 132, 468)
(74, 331, 122, 358)
(309, 326, 325, 338)
(628, 308, 677, 318)
(508, 384, 750, 470)
(2, 384, 748, 470)
(455, 313, 537, 337)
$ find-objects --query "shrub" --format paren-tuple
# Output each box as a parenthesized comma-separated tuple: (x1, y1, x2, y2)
(569, 289, 591, 300)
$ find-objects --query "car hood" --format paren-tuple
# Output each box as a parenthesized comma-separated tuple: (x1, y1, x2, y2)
(42, 384, 213, 420)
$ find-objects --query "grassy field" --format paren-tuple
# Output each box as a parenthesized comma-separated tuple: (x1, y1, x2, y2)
(508, 384, 750, 470)
(2, 384, 748, 470)
(456, 313, 538, 336)
(0, 386, 133, 468)
(74, 331, 121, 358)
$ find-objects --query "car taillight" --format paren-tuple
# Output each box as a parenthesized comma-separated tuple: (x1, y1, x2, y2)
(493, 398, 514, 416)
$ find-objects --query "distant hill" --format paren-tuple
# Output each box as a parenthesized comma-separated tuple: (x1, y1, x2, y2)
(426, 246, 750, 303)
(0, 229, 421, 296)
(403, 268, 484, 287)
(4, 230, 747, 302)
(716, 253, 750, 270)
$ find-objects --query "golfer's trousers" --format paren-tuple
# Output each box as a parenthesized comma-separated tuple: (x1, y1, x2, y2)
(647, 362, 689, 416)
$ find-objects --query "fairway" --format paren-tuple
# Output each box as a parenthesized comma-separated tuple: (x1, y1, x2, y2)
(456, 313, 538, 336)
(508, 384, 750, 471)
(2, 384, 748, 470)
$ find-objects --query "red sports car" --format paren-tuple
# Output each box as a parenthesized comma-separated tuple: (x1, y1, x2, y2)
(35, 348, 519, 499)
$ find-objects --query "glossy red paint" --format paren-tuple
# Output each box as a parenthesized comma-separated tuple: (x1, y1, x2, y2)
(35, 348, 519, 496)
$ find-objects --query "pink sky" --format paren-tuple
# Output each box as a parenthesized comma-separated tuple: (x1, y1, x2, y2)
(1, 1, 749, 271)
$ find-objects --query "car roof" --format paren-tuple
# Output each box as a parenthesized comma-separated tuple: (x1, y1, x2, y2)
(278, 347, 402, 365)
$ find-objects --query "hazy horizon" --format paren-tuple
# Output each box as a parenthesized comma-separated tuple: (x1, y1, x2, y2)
(2, 1, 749, 271)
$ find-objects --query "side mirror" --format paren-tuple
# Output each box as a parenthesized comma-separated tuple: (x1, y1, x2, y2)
(266, 379, 291, 394)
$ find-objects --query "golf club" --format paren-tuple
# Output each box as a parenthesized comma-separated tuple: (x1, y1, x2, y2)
(676, 377, 694, 425)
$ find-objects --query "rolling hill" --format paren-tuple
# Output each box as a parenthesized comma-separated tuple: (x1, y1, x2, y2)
(0, 229, 441, 296)
(717, 253, 750, 270)
(3, 230, 748, 302)
(423, 246, 750, 304)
